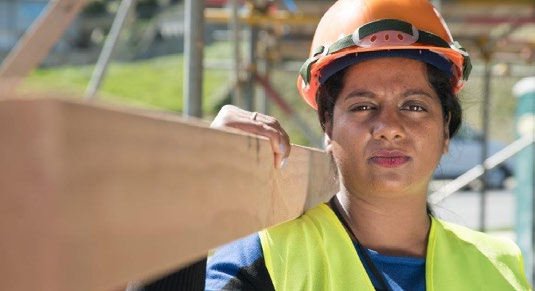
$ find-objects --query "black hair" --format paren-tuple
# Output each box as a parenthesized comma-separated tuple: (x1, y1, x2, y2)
(316, 63, 463, 138)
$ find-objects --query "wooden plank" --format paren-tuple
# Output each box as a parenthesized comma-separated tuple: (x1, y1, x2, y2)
(0, 0, 89, 96)
(0, 98, 336, 291)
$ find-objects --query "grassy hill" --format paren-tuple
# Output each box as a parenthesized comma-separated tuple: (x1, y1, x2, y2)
(23, 41, 319, 146)
(24, 44, 229, 113)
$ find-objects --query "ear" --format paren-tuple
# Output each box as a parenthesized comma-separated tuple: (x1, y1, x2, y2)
(324, 132, 333, 154)
(443, 114, 451, 154)
(324, 112, 333, 154)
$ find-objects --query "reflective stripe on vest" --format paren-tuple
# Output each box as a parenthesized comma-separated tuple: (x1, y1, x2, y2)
(260, 203, 531, 291)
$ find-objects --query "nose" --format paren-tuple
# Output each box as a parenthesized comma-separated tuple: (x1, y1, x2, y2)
(371, 108, 405, 141)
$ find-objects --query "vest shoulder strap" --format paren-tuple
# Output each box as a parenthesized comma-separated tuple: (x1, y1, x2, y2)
(260, 203, 375, 291)
(428, 217, 532, 290)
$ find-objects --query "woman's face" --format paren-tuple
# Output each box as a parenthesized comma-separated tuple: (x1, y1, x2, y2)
(325, 58, 450, 197)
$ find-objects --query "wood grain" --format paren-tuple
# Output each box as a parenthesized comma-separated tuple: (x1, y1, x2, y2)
(0, 98, 336, 291)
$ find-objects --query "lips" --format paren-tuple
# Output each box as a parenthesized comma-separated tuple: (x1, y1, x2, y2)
(369, 150, 410, 168)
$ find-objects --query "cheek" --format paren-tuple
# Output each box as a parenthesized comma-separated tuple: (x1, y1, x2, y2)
(329, 127, 365, 168)
(329, 111, 369, 157)
(415, 120, 445, 148)
(428, 126, 449, 160)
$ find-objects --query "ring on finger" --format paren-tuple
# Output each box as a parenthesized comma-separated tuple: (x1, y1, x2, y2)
(250, 111, 259, 121)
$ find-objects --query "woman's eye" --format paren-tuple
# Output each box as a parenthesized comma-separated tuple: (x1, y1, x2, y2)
(402, 104, 426, 111)
(350, 105, 373, 111)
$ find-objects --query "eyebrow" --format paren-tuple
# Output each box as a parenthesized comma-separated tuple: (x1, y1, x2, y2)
(344, 88, 435, 101)
(343, 90, 375, 100)
(402, 89, 435, 99)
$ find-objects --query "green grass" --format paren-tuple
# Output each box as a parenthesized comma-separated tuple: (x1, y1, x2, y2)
(23, 41, 319, 146)
(25, 49, 229, 114)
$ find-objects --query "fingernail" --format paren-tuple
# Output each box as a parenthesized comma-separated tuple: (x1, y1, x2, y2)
(280, 158, 288, 170)
(279, 142, 286, 154)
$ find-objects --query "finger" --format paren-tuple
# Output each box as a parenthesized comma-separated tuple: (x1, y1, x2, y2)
(261, 123, 286, 169)
(255, 115, 291, 169)
(229, 119, 288, 168)
(210, 105, 248, 128)
(211, 106, 291, 169)
(271, 129, 290, 170)
(274, 143, 287, 169)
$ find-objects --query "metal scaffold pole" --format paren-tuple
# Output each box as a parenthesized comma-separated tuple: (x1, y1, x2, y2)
(85, 0, 136, 100)
(479, 59, 491, 232)
(183, 0, 204, 118)
(245, 24, 258, 111)
(231, 0, 244, 108)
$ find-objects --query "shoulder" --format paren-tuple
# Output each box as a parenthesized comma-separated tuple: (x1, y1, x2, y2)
(433, 217, 521, 254)
(430, 217, 531, 289)
(205, 233, 275, 291)
(264, 203, 335, 233)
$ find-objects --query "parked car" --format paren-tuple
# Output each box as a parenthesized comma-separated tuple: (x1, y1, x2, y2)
(205, 0, 246, 8)
(433, 125, 515, 189)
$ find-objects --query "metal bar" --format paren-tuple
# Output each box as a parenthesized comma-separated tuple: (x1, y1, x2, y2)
(244, 26, 258, 111)
(259, 58, 271, 115)
(254, 74, 323, 147)
(183, 0, 204, 118)
(459, 16, 535, 25)
(230, 0, 244, 107)
(429, 134, 535, 204)
(479, 60, 491, 232)
(84, 0, 136, 100)
(204, 9, 321, 26)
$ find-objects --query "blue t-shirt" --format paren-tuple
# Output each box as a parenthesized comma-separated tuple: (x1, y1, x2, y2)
(206, 233, 425, 291)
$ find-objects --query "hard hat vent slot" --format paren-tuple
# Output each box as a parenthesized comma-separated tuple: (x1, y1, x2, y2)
(353, 30, 418, 48)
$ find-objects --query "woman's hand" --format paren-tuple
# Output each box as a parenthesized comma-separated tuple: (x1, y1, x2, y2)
(211, 105, 291, 169)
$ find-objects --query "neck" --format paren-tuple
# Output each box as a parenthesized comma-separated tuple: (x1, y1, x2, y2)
(333, 190, 431, 258)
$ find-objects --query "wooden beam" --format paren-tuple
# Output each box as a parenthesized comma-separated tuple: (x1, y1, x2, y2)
(0, 98, 336, 291)
(0, 0, 90, 97)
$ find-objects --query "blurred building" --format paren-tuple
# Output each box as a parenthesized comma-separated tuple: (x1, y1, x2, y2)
(0, 0, 48, 52)
(0, 0, 114, 66)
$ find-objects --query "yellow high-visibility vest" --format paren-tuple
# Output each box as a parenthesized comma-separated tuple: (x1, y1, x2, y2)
(260, 203, 531, 290)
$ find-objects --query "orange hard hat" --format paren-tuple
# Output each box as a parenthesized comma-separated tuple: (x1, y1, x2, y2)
(297, 0, 472, 109)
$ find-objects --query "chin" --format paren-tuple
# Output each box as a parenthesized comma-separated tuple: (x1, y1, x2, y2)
(351, 175, 429, 197)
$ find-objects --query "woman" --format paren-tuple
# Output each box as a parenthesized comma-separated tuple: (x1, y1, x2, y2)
(206, 0, 531, 290)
